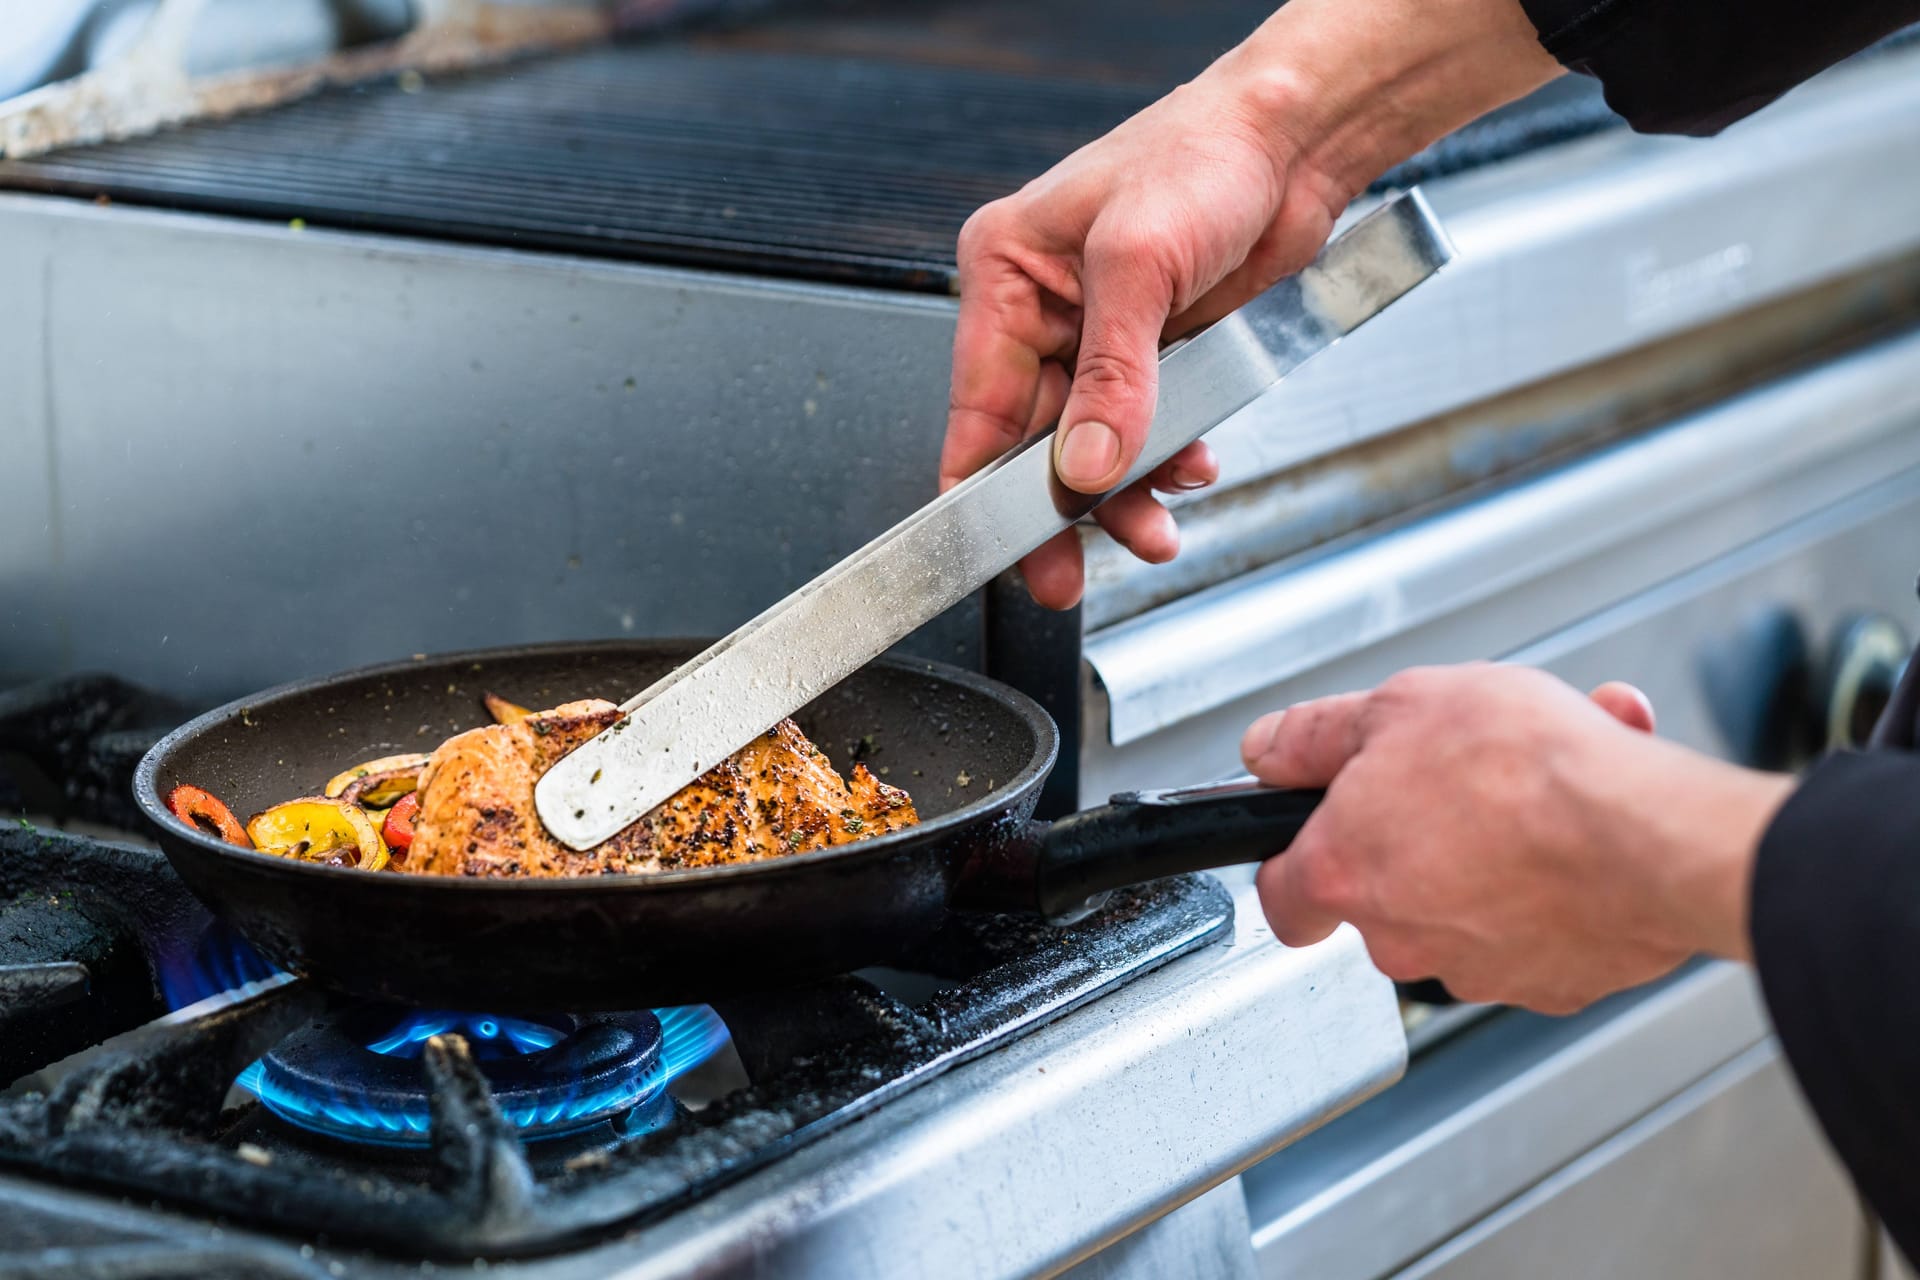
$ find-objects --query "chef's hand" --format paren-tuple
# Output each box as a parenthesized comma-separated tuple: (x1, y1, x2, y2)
(942, 0, 1561, 609)
(1242, 665, 1797, 1014)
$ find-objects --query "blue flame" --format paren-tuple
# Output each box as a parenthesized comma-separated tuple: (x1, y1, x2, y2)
(237, 1005, 731, 1147)
(238, 1057, 446, 1142)
(656, 1005, 731, 1078)
(158, 919, 279, 1011)
(236, 1056, 672, 1143)
(365, 1013, 564, 1059)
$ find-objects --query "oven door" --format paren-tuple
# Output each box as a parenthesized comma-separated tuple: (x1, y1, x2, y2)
(1079, 324, 1920, 1278)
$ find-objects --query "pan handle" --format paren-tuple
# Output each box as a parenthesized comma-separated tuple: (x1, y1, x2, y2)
(1032, 776, 1324, 922)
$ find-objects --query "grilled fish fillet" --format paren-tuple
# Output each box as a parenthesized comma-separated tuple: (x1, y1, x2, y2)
(409, 700, 918, 878)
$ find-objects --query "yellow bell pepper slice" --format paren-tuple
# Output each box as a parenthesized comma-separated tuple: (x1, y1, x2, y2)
(246, 797, 389, 871)
(324, 753, 430, 800)
(484, 692, 532, 725)
(337, 763, 426, 809)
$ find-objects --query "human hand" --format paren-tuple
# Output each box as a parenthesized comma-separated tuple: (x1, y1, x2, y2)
(1241, 664, 1796, 1014)
(942, 0, 1562, 608)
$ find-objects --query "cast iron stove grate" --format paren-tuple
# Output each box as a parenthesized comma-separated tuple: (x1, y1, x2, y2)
(0, 673, 1235, 1260)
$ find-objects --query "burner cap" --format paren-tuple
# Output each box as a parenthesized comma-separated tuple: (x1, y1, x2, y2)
(245, 1008, 667, 1147)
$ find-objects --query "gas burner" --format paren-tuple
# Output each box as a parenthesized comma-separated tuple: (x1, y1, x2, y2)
(239, 1005, 729, 1148)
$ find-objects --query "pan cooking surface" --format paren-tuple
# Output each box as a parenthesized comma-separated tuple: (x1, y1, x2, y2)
(139, 639, 1044, 885)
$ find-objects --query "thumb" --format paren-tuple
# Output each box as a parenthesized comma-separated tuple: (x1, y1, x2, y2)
(1055, 230, 1173, 494)
(1240, 691, 1373, 787)
(1590, 681, 1656, 734)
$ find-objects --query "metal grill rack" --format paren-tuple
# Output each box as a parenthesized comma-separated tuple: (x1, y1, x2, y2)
(0, 0, 1624, 289)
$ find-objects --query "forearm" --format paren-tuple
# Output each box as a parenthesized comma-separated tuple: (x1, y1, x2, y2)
(1217, 0, 1920, 183)
(1485, 718, 1796, 967)
(1604, 739, 1792, 965)
(1201, 0, 1564, 204)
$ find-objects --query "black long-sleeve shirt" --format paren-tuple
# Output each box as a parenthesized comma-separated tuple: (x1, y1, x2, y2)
(1759, 650, 1920, 1262)
(1511, 0, 1920, 1260)
(1518, 0, 1920, 134)
(1754, 751, 1920, 1262)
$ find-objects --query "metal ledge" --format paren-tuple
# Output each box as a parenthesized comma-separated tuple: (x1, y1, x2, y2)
(1086, 326, 1920, 746)
(1387, 1043, 1858, 1278)
(1243, 962, 1771, 1280)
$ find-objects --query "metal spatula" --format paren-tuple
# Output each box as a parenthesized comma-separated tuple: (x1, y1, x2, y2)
(537, 189, 1453, 850)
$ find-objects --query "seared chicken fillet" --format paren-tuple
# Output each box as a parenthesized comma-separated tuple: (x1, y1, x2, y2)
(409, 699, 918, 878)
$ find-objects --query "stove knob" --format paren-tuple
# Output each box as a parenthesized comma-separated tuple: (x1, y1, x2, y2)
(1820, 612, 1911, 750)
(1697, 605, 1813, 770)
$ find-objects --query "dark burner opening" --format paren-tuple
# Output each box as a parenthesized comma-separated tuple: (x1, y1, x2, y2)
(243, 1005, 727, 1148)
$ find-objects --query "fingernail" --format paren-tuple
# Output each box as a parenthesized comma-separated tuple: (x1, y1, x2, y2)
(1242, 710, 1285, 768)
(1167, 465, 1211, 492)
(1057, 421, 1120, 489)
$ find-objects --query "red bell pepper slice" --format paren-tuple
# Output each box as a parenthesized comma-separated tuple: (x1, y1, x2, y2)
(382, 792, 419, 862)
(166, 784, 252, 848)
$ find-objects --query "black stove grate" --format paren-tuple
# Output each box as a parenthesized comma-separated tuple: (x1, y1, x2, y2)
(0, 829, 211, 1085)
(0, 0, 1623, 290)
(0, 675, 184, 832)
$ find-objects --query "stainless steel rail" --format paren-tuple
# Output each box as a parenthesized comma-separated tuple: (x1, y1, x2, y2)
(1085, 325, 1920, 747)
(1082, 249, 1920, 630)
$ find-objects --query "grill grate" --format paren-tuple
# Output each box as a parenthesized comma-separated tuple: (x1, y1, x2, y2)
(0, 0, 1623, 289)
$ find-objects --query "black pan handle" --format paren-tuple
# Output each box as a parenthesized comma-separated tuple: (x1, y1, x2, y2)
(1033, 776, 1324, 922)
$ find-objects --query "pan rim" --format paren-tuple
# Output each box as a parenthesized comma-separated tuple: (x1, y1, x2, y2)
(133, 637, 1059, 893)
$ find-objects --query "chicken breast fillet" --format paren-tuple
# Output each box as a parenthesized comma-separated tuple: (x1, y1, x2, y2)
(409, 699, 919, 878)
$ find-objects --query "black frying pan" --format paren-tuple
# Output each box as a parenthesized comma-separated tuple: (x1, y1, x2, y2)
(134, 641, 1321, 1012)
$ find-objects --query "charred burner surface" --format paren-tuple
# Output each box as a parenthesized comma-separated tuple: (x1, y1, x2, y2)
(0, 675, 246, 1080)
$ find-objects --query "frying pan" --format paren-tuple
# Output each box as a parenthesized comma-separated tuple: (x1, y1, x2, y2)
(134, 640, 1321, 1012)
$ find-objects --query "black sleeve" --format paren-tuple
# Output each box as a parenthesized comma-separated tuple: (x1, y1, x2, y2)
(1751, 750, 1920, 1263)
(1516, 0, 1920, 134)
